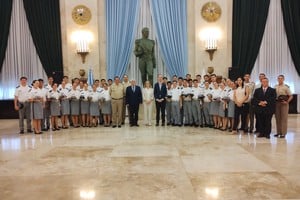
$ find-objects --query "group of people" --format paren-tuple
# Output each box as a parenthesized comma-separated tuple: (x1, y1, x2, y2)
(14, 72, 292, 139)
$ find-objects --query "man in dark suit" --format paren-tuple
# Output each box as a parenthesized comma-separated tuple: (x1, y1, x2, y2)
(253, 77, 276, 139)
(153, 74, 167, 126)
(126, 79, 143, 126)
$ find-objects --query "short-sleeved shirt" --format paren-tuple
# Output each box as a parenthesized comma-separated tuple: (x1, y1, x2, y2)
(275, 84, 292, 97)
(109, 83, 124, 99)
(14, 85, 31, 102)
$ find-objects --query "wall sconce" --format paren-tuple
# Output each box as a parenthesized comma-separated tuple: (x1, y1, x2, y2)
(205, 37, 217, 61)
(200, 27, 221, 61)
(76, 38, 89, 63)
(71, 30, 93, 63)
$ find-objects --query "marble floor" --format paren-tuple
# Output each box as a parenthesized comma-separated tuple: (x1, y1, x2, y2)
(0, 115, 300, 200)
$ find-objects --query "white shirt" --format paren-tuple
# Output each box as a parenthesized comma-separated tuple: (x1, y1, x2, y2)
(171, 88, 182, 101)
(191, 87, 203, 100)
(59, 87, 71, 98)
(203, 87, 213, 102)
(80, 90, 90, 101)
(89, 91, 101, 102)
(47, 90, 60, 100)
(14, 85, 31, 102)
(100, 90, 111, 101)
(211, 88, 221, 100)
(28, 87, 45, 101)
(69, 89, 80, 100)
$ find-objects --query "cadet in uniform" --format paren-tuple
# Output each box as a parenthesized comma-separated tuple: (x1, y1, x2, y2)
(109, 76, 124, 128)
(165, 81, 173, 125)
(191, 79, 203, 127)
(69, 82, 81, 128)
(274, 75, 293, 138)
(59, 81, 71, 129)
(182, 79, 193, 126)
(48, 83, 61, 131)
(80, 83, 90, 127)
(170, 80, 182, 126)
(14, 76, 32, 134)
(28, 80, 45, 134)
(89, 84, 101, 127)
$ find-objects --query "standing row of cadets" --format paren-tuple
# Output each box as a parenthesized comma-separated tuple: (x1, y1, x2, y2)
(164, 78, 236, 132)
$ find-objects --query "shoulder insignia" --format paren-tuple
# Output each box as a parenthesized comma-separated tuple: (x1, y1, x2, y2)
(16, 85, 20, 88)
(285, 84, 290, 88)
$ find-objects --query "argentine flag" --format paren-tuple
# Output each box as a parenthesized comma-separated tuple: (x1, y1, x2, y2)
(87, 68, 94, 86)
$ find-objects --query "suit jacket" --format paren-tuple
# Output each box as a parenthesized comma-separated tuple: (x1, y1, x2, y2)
(253, 87, 276, 114)
(153, 82, 167, 100)
(125, 85, 143, 106)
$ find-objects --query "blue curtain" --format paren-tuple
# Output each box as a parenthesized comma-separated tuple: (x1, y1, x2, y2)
(105, 0, 140, 79)
(150, 0, 188, 77)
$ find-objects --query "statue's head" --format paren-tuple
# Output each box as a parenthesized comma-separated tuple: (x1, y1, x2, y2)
(142, 27, 149, 38)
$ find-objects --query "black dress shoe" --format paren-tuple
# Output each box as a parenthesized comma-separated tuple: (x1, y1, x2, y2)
(118, 125, 121, 128)
(19, 130, 24, 134)
(135, 124, 139, 127)
(266, 135, 270, 139)
(278, 134, 285, 138)
(257, 134, 265, 138)
(27, 129, 33, 133)
(156, 123, 159, 126)
(130, 124, 134, 127)
(112, 125, 117, 128)
(274, 134, 280, 137)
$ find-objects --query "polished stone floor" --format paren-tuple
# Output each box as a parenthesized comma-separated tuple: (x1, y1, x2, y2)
(0, 115, 300, 200)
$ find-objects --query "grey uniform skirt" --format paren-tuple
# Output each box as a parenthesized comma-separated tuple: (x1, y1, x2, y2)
(102, 100, 112, 114)
(50, 100, 60, 116)
(89, 101, 100, 116)
(227, 100, 235, 118)
(80, 100, 90, 114)
(209, 101, 220, 115)
(70, 99, 80, 115)
(32, 101, 43, 119)
(61, 99, 70, 115)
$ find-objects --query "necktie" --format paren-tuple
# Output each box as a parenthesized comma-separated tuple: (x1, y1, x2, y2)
(132, 86, 135, 92)
(263, 88, 266, 94)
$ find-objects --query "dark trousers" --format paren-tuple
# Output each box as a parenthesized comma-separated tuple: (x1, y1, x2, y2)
(129, 105, 139, 125)
(233, 104, 249, 131)
(155, 100, 166, 124)
(255, 112, 273, 137)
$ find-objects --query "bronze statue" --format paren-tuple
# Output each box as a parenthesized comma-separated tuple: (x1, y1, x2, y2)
(134, 27, 156, 85)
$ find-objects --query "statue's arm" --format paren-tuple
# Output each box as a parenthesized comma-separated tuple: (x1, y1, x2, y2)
(152, 40, 156, 68)
(134, 39, 143, 57)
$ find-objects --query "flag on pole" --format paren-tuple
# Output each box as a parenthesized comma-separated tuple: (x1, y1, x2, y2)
(87, 68, 94, 86)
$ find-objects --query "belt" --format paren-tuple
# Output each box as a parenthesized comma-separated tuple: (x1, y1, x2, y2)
(112, 98, 123, 100)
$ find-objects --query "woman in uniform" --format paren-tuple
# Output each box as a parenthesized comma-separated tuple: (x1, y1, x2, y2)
(80, 83, 90, 127)
(89, 84, 101, 127)
(209, 82, 221, 129)
(59, 81, 70, 129)
(48, 83, 61, 131)
(100, 83, 112, 127)
(69, 82, 81, 128)
(28, 80, 44, 134)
